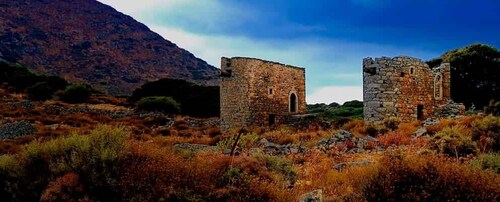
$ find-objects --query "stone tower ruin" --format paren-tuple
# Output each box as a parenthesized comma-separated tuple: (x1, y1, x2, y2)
(363, 56, 451, 122)
(220, 57, 306, 132)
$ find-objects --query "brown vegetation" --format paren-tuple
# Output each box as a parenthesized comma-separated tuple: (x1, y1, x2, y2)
(0, 92, 499, 201)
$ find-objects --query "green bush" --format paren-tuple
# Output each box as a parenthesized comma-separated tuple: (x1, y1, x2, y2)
(217, 133, 259, 153)
(471, 153, 500, 173)
(471, 115, 500, 152)
(130, 78, 219, 117)
(342, 100, 363, 108)
(0, 125, 129, 201)
(26, 82, 55, 101)
(136, 96, 180, 114)
(59, 83, 92, 103)
(432, 126, 477, 158)
(362, 153, 499, 201)
(253, 153, 296, 183)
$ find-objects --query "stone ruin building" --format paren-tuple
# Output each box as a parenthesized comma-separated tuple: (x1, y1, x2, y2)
(363, 56, 459, 123)
(220, 57, 306, 132)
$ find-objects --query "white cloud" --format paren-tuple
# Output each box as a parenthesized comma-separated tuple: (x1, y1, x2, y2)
(98, 0, 436, 105)
(98, 0, 188, 15)
(143, 26, 440, 104)
(307, 86, 363, 104)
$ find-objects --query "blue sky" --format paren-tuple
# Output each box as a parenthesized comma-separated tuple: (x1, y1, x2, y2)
(98, 0, 500, 104)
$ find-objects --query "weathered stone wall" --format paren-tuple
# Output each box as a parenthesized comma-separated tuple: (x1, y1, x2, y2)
(363, 56, 451, 122)
(221, 57, 306, 132)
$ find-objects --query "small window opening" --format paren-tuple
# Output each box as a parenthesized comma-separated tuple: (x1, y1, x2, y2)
(410, 67, 415, 75)
(434, 74, 443, 100)
(289, 93, 297, 113)
(417, 105, 424, 120)
(269, 88, 273, 95)
(269, 114, 276, 126)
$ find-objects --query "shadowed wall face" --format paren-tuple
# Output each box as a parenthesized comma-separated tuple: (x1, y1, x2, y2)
(220, 57, 306, 132)
(363, 56, 451, 123)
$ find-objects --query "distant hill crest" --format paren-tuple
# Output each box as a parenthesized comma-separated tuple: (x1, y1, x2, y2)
(0, 0, 220, 95)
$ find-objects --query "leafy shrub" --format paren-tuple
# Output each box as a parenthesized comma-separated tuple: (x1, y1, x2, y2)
(431, 126, 477, 158)
(130, 78, 219, 117)
(484, 101, 500, 116)
(59, 83, 93, 103)
(342, 100, 363, 108)
(471, 115, 500, 152)
(136, 96, 181, 114)
(306, 100, 363, 120)
(253, 153, 296, 183)
(471, 153, 500, 173)
(430, 44, 500, 108)
(121, 142, 291, 201)
(261, 127, 298, 145)
(26, 82, 55, 101)
(0, 125, 129, 201)
(378, 131, 412, 147)
(383, 117, 401, 131)
(40, 172, 87, 202)
(0, 61, 68, 93)
(361, 153, 500, 201)
(217, 133, 259, 153)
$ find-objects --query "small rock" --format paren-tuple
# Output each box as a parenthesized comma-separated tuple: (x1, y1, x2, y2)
(299, 189, 322, 202)
(423, 118, 438, 126)
(174, 143, 217, 152)
(259, 138, 269, 145)
(363, 135, 379, 142)
(333, 160, 373, 172)
(413, 127, 427, 137)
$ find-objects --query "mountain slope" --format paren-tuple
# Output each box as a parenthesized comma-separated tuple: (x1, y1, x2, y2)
(0, 0, 220, 95)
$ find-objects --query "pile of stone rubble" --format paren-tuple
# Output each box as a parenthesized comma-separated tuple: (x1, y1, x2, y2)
(435, 100, 465, 118)
(259, 138, 308, 155)
(0, 121, 37, 139)
(316, 130, 379, 153)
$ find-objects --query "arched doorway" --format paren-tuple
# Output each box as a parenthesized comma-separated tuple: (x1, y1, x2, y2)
(289, 93, 297, 113)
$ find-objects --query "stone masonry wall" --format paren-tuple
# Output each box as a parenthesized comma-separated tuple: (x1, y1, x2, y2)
(363, 56, 451, 123)
(221, 57, 306, 132)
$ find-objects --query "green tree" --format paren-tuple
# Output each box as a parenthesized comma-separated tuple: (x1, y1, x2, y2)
(130, 78, 219, 117)
(26, 82, 55, 101)
(428, 44, 500, 109)
(59, 83, 92, 103)
(136, 96, 181, 114)
(342, 100, 363, 108)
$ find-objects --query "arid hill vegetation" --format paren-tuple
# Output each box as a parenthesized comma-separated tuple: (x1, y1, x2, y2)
(0, 87, 498, 201)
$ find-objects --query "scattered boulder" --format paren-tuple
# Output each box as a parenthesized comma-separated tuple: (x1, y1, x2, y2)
(259, 138, 307, 155)
(7, 100, 35, 109)
(423, 118, 439, 126)
(413, 127, 427, 137)
(316, 130, 379, 153)
(435, 100, 465, 118)
(0, 121, 37, 139)
(174, 143, 217, 152)
(332, 160, 373, 172)
(299, 189, 323, 202)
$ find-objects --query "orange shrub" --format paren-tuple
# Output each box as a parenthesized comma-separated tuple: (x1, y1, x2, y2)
(395, 121, 420, 136)
(0, 141, 22, 155)
(40, 172, 88, 202)
(121, 141, 292, 201)
(378, 131, 412, 147)
(360, 152, 500, 201)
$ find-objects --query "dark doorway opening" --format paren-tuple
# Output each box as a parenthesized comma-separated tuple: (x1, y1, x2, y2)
(290, 93, 297, 113)
(417, 105, 424, 120)
(269, 114, 276, 126)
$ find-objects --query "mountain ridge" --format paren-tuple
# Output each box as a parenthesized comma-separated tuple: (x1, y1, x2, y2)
(0, 0, 220, 95)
